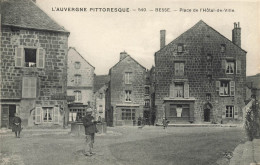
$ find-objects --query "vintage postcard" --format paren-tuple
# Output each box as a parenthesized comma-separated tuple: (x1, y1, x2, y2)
(0, 0, 260, 164)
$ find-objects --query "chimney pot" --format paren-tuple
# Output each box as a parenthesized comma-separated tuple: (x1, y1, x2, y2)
(160, 30, 166, 49)
(120, 51, 128, 61)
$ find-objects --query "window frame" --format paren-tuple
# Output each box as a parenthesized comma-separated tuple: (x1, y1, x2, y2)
(225, 106, 234, 118)
(177, 44, 184, 53)
(74, 74, 82, 85)
(125, 90, 132, 102)
(74, 90, 82, 102)
(74, 61, 81, 69)
(226, 60, 235, 74)
(221, 44, 226, 53)
(174, 62, 185, 76)
(125, 72, 132, 84)
(122, 109, 136, 120)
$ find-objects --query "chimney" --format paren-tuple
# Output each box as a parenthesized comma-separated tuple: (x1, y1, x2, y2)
(120, 51, 128, 61)
(32, 0, 36, 3)
(160, 30, 166, 49)
(232, 22, 241, 47)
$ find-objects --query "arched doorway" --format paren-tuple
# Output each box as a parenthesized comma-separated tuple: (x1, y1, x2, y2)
(204, 109, 210, 122)
(203, 103, 213, 122)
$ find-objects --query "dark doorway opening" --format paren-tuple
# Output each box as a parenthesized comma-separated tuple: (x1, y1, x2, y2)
(204, 108, 210, 122)
(1, 105, 16, 128)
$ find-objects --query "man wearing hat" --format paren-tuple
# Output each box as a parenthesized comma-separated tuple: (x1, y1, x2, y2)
(12, 113, 22, 138)
(82, 108, 98, 156)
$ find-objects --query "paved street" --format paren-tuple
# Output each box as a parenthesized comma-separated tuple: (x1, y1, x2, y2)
(0, 126, 246, 165)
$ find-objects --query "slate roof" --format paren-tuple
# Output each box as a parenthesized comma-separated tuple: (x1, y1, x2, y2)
(156, 20, 246, 54)
(94, 75, 110, 92)
(1, 0, 69, 33)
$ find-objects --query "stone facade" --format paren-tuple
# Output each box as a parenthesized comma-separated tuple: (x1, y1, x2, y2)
(106, 52, 146, 126)
(94, 84, 107, 122)
(0, 0, 69, 128)
(66, 47, 95, 123)
(154, 20, 246, 124)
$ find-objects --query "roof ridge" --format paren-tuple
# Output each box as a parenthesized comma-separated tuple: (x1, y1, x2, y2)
(156, 20, 246, 54)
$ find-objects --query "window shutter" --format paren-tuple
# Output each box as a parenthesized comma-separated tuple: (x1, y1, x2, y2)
(179, 63, 184, 76)
(31, 77, 37, 98)
(37, 48, 45, 68)
(78, 76, 81, 85)
(234, 106, 238, 119)
(230, 81, 235, 96)
(236, 60, 241, 74)
(222, 108, 226, 119)
(216, 81, 220, 92)
(22, 77, 29, 98)
(54, 107, 59, 124)
(184, 82, 189, 98)
(169, 83, 175, 98)
(175, 63, 179, 76)
(222, 60, 226, 70)
(35, 107, 42, 124)
(15, 46, 24, 67)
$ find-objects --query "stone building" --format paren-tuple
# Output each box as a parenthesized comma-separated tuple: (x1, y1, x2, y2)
(66, 47, 95, 124)
(93, 75, 110, 122)
(106, 52, 146, 126)
(154, 20, 246, 124)
(0, 0, 69, 128)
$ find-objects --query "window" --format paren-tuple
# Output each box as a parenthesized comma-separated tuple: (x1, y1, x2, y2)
(99, 93, 103, 99)
(169, 82, 189, 98)
(221, 44, 226, 53)
(35, 107, 59, 124)
(177, 44, 184, 53)
(207, 54, 212, 62)
(169, 104, 190, 118)
(69, 108, 86, 122)
(74, 62, 81, 69)
(99, 105, 103, 113)
(226, 61, 235, 74)
(25, 48, 37, 67)
(74, 91, 82, 102)
(206, 93, 211, 101)
(226, 106, 234, 118)
(122, 109, 135, 120)
(22, 77, 37, 98)
(74, 75, 81, 85)
(144, 99, 150, 107)
(174, 62, 184, 76)
(175, 83, 184, 97)
(145, 87, 150, 95)
(125, 72, 132, 84)
(125, 90, 132, 102)
(15, 46, 45, 68)
(222, 59, 241, 74)
(207, 75, 212, 82)
(43, 107, 53, 122)
(216, 80, 235, 96)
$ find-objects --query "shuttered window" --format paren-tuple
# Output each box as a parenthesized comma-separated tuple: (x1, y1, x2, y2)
(22, 77, 37, 98)
(125, 72, 132, 84)
(74, 75, 81, 85)
(217, 80, 235, 96)
(225, 106, 234, 118)
(35, 107, 42, 124)
(53, 107, 59, 124)
(15, 46, 45, 68)
(169, 83, 175, 98)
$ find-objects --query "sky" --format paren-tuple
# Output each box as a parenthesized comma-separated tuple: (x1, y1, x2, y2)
(36, 0, 260, 76)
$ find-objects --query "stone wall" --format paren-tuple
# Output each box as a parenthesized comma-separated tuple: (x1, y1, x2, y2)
(1, 26, 68, 127)
(155, 21, 246, 123)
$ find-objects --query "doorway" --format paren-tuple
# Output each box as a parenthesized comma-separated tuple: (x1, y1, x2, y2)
(204, 108, 210, 122)
(1, 105, 16, 128)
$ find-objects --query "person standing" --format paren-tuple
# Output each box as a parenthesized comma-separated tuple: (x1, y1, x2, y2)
(12, 113, 22, 138)
(162, 118, 169, 129)
(82, 108, 98, 156)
